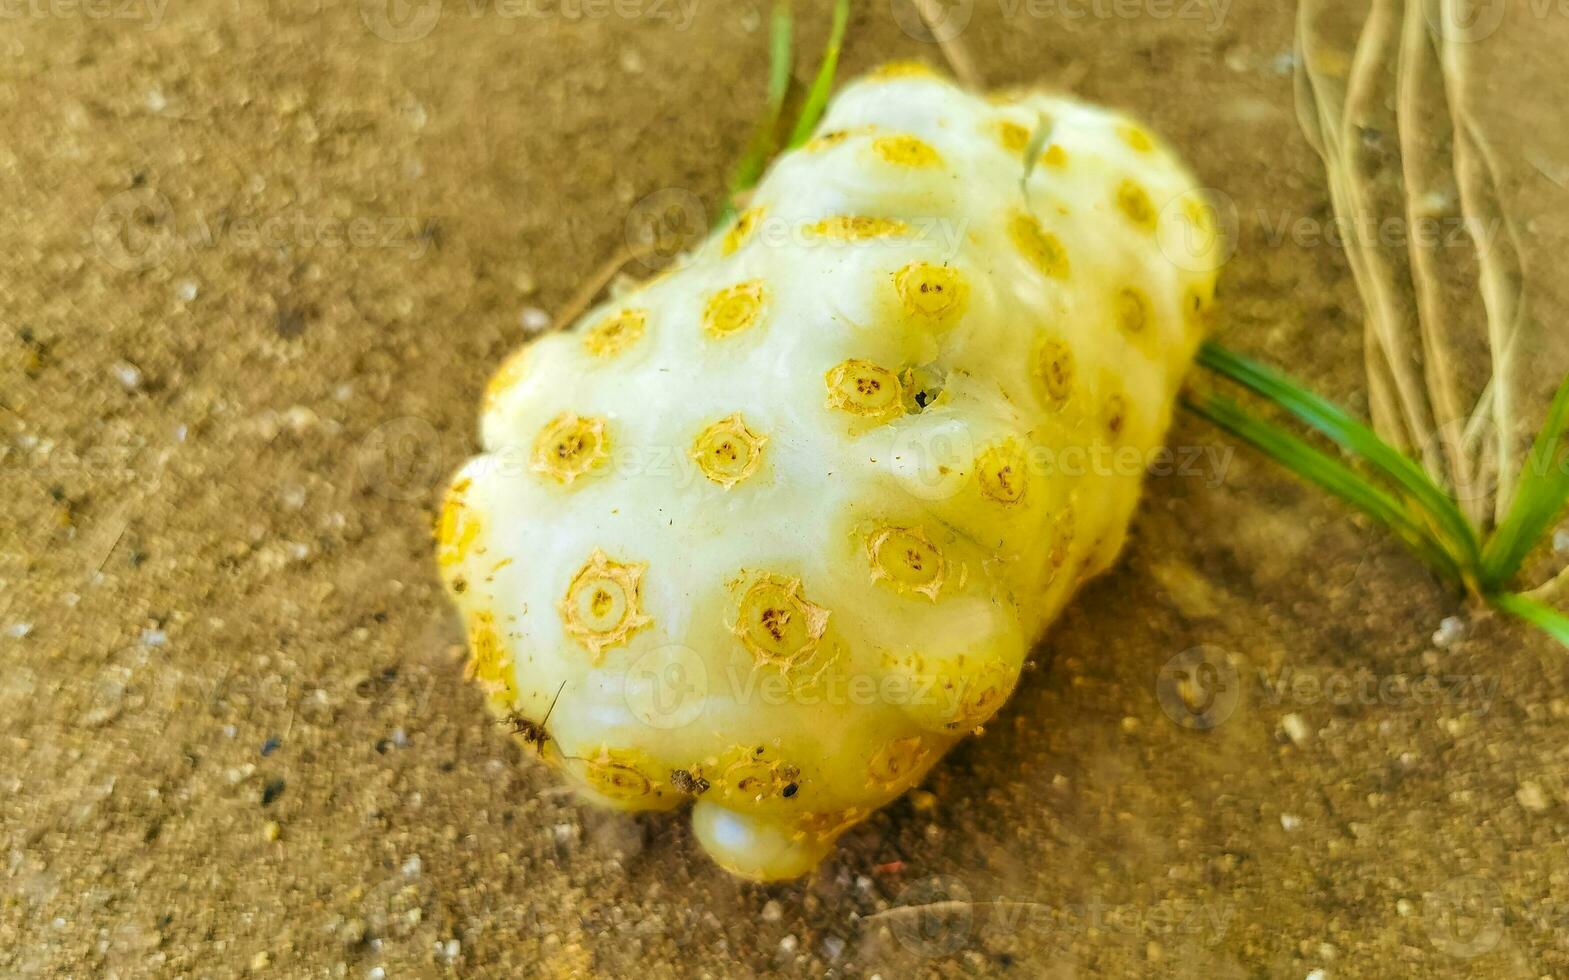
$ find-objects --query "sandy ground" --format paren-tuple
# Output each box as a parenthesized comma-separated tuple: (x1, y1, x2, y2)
(4, 0, 1569, 976)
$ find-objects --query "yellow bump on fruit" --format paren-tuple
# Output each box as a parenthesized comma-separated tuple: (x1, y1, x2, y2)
(1033, 335, 1076, 409)
(577, 745, 664, 803)
(483, 346, 530, 411)
(976, 439, 1030, 505)
(867, 735, 932, 787)
(723, 207, 764, 256)
(1117, 122, 1155, 154)
(1115, 178, 1157, 230)
(994, 120, 1031, 156)
(559, 549, 652, 662)
(949, 663, 1013, 732)
(1009, 211, 1071, 279)
(1041, 144, 1069, 169)
(583, 308, 647, 358)
(1048, 503, 1078, 576)
(731, 572, 830, 670)
(893, 261, 970, 331)
(1183, 283, 1216, 334)
(804, 215, 910, 241)
(866, 525, 946, 601)
(462, 610, 517, 714)
(793, 807, 866, 842)
(825, 359, 905, 422)
(531, 412, 611, 485)
(868, 60, 938, 81)
(436, 478, 480, 576)
(711, 747, 799, 805)
(703, 280, 769, 338)
(691, 413, 767, 489)
(1102, 390, 1131, 439)
(1114, 286, 1150, 336)
(804, 126, 872, 153)
(872, 134, 943, 169)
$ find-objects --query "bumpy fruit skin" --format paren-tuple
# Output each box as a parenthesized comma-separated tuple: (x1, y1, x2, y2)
(438, 64, 1221, 880)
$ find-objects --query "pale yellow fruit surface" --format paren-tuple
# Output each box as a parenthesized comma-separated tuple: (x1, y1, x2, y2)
(438, 65, 1221, 880)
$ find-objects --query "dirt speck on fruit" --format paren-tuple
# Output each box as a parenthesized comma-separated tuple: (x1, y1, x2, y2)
(4, 2, 1569, 976)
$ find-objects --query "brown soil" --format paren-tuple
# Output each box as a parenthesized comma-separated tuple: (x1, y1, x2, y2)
(4, 1, 1569, 977)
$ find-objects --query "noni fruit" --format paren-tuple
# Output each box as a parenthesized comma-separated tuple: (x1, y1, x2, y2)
(437, 63, 1220, 880)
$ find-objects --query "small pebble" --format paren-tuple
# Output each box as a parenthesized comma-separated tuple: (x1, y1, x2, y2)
(140, 629, 168, 647)
(1517, 780, 1550, 813)
(250, 951, 269, 970)
(260, 737, 281, 757)
(401, 854, 423, 876)
(5, 623, 32, 639)
(1432, 616, 1464, 648)
(112, 361, 143, 390)
(761, 899, 782, 922)
(909, 790, 937, 812)
(822, 935, 844, 960)
(1280, 813, 1301, 831)
(263, 820, 281, 841)
(1280, 713, 1310, 746)
(1554, 528, 1569, 553)
(778, 934, 798, 955)
(176, 279, 199, 302)
(520, 307, 552, 334)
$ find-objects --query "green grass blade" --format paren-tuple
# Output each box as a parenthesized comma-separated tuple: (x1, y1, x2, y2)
(786, 0, 850, 149)
(1489, 591, 1569, 648)
(1480, 370, 1569, 588)
(1183, 388, 1465, 584)
(1196, 341, 1481, 566)
(1018, 111, 1053, 193)
(722, 0, 794, 221)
